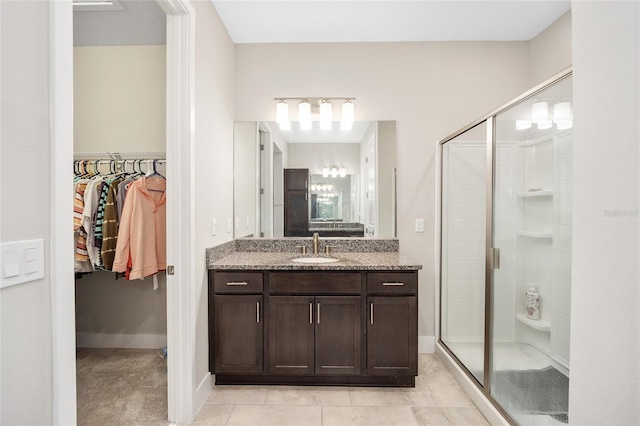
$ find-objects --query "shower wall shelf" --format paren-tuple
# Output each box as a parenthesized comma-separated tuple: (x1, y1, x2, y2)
(516, 313, 551, 332)
(517, 190, 554, 198)
(516, 230, 553, 239)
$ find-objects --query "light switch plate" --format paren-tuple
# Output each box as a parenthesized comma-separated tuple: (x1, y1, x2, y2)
(415, 218, 424, 233)
(1, 239, 45, 289)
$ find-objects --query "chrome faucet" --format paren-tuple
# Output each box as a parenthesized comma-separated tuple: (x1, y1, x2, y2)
(312, 232, 320, 254)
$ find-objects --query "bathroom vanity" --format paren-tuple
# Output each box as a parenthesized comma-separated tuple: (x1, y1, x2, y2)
(207, 238, 421, 387)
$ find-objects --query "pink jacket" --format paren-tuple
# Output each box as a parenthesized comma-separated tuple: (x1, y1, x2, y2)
(113, 176, 166, 279)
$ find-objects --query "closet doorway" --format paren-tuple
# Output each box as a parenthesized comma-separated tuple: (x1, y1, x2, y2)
(51, 1, 195, 424)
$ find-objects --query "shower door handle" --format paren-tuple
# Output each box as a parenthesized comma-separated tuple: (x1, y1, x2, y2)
(490, 247, 500, 270)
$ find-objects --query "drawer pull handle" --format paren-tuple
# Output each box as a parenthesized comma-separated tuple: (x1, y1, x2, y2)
(370, 303, 374, 325)
(256, 301, 260, 323)
(382, 282, 404, 286)
(317, 303, 321, 324)
(309, 302, 313, 324)
(226, 282, 248, 286)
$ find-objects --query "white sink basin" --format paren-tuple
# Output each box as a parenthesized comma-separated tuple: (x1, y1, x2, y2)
(291, 256, 339, 264)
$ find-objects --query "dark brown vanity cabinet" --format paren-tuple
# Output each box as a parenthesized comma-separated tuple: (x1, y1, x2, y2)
(210, 272, 264, 374)
(284, 168, 309, 237)
(209, 269, 418, 386)
(366, 272, 418, 376)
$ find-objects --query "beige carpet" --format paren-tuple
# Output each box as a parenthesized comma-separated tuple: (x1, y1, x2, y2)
(76, 348, 169, 426)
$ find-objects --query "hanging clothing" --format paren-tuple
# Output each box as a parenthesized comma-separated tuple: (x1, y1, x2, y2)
(112, 176, 167, 280)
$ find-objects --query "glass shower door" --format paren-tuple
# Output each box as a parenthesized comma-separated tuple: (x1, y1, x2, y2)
(440, 121, 487, 384)
(490, 76, 572, 424)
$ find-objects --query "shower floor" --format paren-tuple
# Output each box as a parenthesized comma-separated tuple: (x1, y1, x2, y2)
(443, 341, 569, 425)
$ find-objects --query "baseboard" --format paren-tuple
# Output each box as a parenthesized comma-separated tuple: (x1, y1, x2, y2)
(194, 372, 212, 418)
(419, 336, 435, 353)
(76, 332, 167, 349)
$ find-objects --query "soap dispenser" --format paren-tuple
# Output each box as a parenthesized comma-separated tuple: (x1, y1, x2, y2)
(525, 285, 541, 320)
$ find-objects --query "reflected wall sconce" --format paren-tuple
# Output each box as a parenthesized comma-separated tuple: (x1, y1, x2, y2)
(516, 100, 572, 131)
(322, 166, 346, 178)
(274, 97, 355, 131)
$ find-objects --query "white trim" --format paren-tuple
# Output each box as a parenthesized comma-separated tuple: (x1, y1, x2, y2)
(418, 336, 435, 353)
(194, 372, 213, 417)
(435, 343, 509, 426)
(75, 333, 168, 349)
(50, 2, 77, 425)
(50, 0, 197, 424)
(156, 0, 197, 423)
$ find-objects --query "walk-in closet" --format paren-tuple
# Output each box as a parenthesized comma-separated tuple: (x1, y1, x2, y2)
(73, 3, 169, 424)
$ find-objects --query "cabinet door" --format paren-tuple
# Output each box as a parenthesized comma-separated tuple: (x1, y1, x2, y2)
(269, 296, 315, 375)
(315, 296, 363, 375)
(367, 296, 417, 376)
(284, 168, 309, 191)
(284, 190, 309, 237)
(214, 295, 263, 374)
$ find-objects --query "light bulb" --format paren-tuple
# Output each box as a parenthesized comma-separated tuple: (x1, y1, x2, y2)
(276, 100, 288, 124)
(322, 167, 329, 178)
(341, 100, 354, 130)
(299, 100, 311, 130)
(279, 120, 291, 131)
(320, 100, 332, 130)
(531, 102, 549, 123)
(553, 102, 571, 122)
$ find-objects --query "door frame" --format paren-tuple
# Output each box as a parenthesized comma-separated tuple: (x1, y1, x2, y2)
(49, 1, 197, 424)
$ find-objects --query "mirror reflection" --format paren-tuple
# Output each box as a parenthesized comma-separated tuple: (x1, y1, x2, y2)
(233, 121, 397, 239)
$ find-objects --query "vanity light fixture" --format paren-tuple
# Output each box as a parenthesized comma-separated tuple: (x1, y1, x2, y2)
(274, 97, 355, 130)
(331, 167, 338, 178)
(322, 167, 329, 178)
(339, 167, 346, 178)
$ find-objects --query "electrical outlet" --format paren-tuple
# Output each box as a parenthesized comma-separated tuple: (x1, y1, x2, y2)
(235, 217, 239, 231)
(227, 218, 232, 233)
(246, 216, 250, 228)
(211, 219, 217, 236)
(415, 218, 424, 233)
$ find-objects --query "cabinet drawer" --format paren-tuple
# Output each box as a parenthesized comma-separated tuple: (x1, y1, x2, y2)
(214, 271, 263, 294)
(269, 272, 361, 294)
(367, 272, 417, 295)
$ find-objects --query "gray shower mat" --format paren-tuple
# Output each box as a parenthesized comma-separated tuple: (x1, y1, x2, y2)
(492, 366, 569, 423)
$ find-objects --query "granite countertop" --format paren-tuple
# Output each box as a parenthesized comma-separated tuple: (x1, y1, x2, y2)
(206, 238, 422, 271)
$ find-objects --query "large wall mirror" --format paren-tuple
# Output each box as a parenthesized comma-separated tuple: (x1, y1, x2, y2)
(233, 121, 397, 239)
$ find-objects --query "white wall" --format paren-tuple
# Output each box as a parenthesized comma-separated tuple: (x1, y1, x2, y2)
(73, 45, 168, 348)
(235, 41, 532, 338)
(74, 45, 167, 152)
(192, 0, 235, 391)
(570, 1, 639, 423)
(287, 142, 360, 175)
(529, 10, 572, 86)
(0, 1, 54, 424)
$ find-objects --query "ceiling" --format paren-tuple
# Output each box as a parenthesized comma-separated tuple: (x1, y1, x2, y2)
(212, 1, 571, 44)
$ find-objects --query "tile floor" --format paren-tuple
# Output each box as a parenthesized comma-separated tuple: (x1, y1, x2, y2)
(76, 349, 489, 425)
(193, 354, 489, 425)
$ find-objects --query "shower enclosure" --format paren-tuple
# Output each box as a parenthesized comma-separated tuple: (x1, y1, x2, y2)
(439, 69, 572, 425)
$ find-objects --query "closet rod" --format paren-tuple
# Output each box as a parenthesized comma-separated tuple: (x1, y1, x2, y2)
(73, 151, 166, 160)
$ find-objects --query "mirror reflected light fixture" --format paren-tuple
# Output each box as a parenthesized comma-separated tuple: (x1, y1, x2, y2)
(516, 100, 573, 131)
(274, 97, 355, 131)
